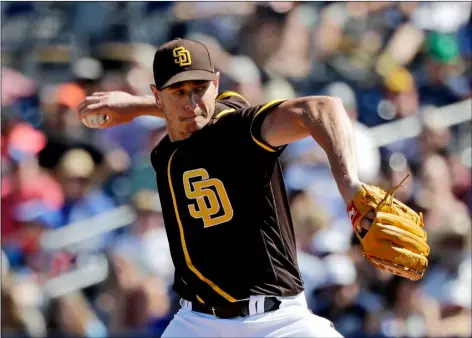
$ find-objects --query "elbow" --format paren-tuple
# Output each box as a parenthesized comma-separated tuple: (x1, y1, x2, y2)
(301, 96, 345, 119)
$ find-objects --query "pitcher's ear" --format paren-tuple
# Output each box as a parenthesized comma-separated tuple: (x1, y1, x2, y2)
(150, 84, 163, 109)
(212, 72, 220, 97)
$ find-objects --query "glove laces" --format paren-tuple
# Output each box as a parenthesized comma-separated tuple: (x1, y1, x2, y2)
(375, 174, 410, 215)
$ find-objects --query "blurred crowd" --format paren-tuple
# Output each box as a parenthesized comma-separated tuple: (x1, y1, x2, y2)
(1, 2, 471, 338)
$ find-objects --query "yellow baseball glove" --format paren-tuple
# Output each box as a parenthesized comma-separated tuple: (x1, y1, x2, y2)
(347, 176, 430, 281)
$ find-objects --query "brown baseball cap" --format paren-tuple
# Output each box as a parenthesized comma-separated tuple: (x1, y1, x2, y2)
(153, 38, 217, 90)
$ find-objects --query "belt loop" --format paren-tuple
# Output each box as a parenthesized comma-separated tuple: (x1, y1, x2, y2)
(180, 299, 192, 310)
(211, 307, 220, 318)
(249, 295, 265, 315)
(249, 298, 257, 315)
(256, 296, 265, 314)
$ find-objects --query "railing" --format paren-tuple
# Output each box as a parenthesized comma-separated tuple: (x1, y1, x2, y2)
(369, 99, 472, 147)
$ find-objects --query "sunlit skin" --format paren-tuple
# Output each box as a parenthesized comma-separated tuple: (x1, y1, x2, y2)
(150, 74, 220, 142)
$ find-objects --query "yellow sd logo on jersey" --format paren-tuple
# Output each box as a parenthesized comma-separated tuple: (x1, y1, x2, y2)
(173, 47, 192, 67)
(183, 169, 233, 228)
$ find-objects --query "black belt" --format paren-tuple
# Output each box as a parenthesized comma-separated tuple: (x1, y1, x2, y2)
(190, 297, 281, 319)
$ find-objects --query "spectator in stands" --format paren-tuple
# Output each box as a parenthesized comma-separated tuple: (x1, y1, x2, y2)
(374, 276, 441, 338)
(311, 255, 371, 338)
(42, 83, 88, 141)
(53, 148, 115, 226)
(420, 31, 472, 105)
(46, 292, 107, 338)
(122, 276, 172, 335)
(419, 154, 470, 233)
(291, 191, 330, 307)
(39, 148, 118, 255)
(436, 277, 472, 337)
(128, 120, 167, 195)
(421, 203, 471, 304)
(112, 189, 174, 285)
(1, 271, 28, 334)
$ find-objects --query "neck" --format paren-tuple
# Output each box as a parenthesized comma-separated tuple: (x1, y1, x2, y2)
(168, 129, 193, 142)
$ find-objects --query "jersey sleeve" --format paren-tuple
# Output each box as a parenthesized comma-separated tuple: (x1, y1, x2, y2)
(216, 91, 251, 110)
(238, 99, 287, 154)
(214, 92, 287, 156)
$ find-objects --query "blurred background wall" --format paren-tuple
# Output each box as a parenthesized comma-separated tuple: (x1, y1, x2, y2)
(1, 2, 471, 338)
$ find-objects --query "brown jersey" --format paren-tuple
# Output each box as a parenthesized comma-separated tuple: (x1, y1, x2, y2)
(150, 91, 304, 305)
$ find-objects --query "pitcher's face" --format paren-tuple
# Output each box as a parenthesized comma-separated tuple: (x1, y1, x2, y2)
(151, 75, 220, 140)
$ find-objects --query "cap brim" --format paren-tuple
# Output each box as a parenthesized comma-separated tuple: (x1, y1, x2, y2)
(160, 70, 217, 89)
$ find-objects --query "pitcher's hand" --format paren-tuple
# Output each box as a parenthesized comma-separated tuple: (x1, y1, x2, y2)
(78, 91, 149, 129)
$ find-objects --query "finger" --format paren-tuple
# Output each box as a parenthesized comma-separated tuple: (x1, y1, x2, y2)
(77, 96, 102, 113)
(356, 219, 370, 232)
(83, 95, 102, 107)
(360, 218, 372, 231)
(366, 211, 375, 220)
(79, 103, 109, 118)
(92, 92, 107, 97)
(356, 218, 373, 237)
(85, 95, 102, 104)
(77, 100, 89, 114)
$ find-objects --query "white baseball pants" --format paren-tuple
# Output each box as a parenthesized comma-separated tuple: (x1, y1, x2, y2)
(161, 292, 344, 337)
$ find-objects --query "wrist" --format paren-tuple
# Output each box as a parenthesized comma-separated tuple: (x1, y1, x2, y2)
(337, 178, 362, 206)
(118, 96, 158, 122)
(137, 95, 161, 117)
